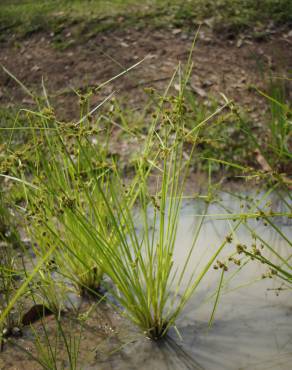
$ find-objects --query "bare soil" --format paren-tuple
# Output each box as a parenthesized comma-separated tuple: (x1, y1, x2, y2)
(0, 301, 136, 370)
(0, 25, 292, 120)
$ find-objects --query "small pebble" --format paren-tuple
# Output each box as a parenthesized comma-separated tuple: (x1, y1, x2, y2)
(11, 327, 22, 338)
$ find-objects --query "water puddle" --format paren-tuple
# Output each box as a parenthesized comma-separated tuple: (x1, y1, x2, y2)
(171, 192, 292, 370)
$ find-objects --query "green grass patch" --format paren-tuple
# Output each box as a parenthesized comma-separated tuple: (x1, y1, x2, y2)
(0, 0, 291, 40)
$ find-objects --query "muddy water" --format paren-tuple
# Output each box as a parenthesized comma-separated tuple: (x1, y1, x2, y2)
(1, 191, 291, 370)
(96, 191, 292, 370)
(170, 192, 292, 370)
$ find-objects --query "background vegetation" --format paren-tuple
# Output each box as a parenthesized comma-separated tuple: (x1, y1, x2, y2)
(1, 0, 292, 40)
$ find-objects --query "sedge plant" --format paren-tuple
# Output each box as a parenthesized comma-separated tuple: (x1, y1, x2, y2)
(0, 49, 236, 340)
(23, 105, 115, 297)
(56, 66, 235, 340)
